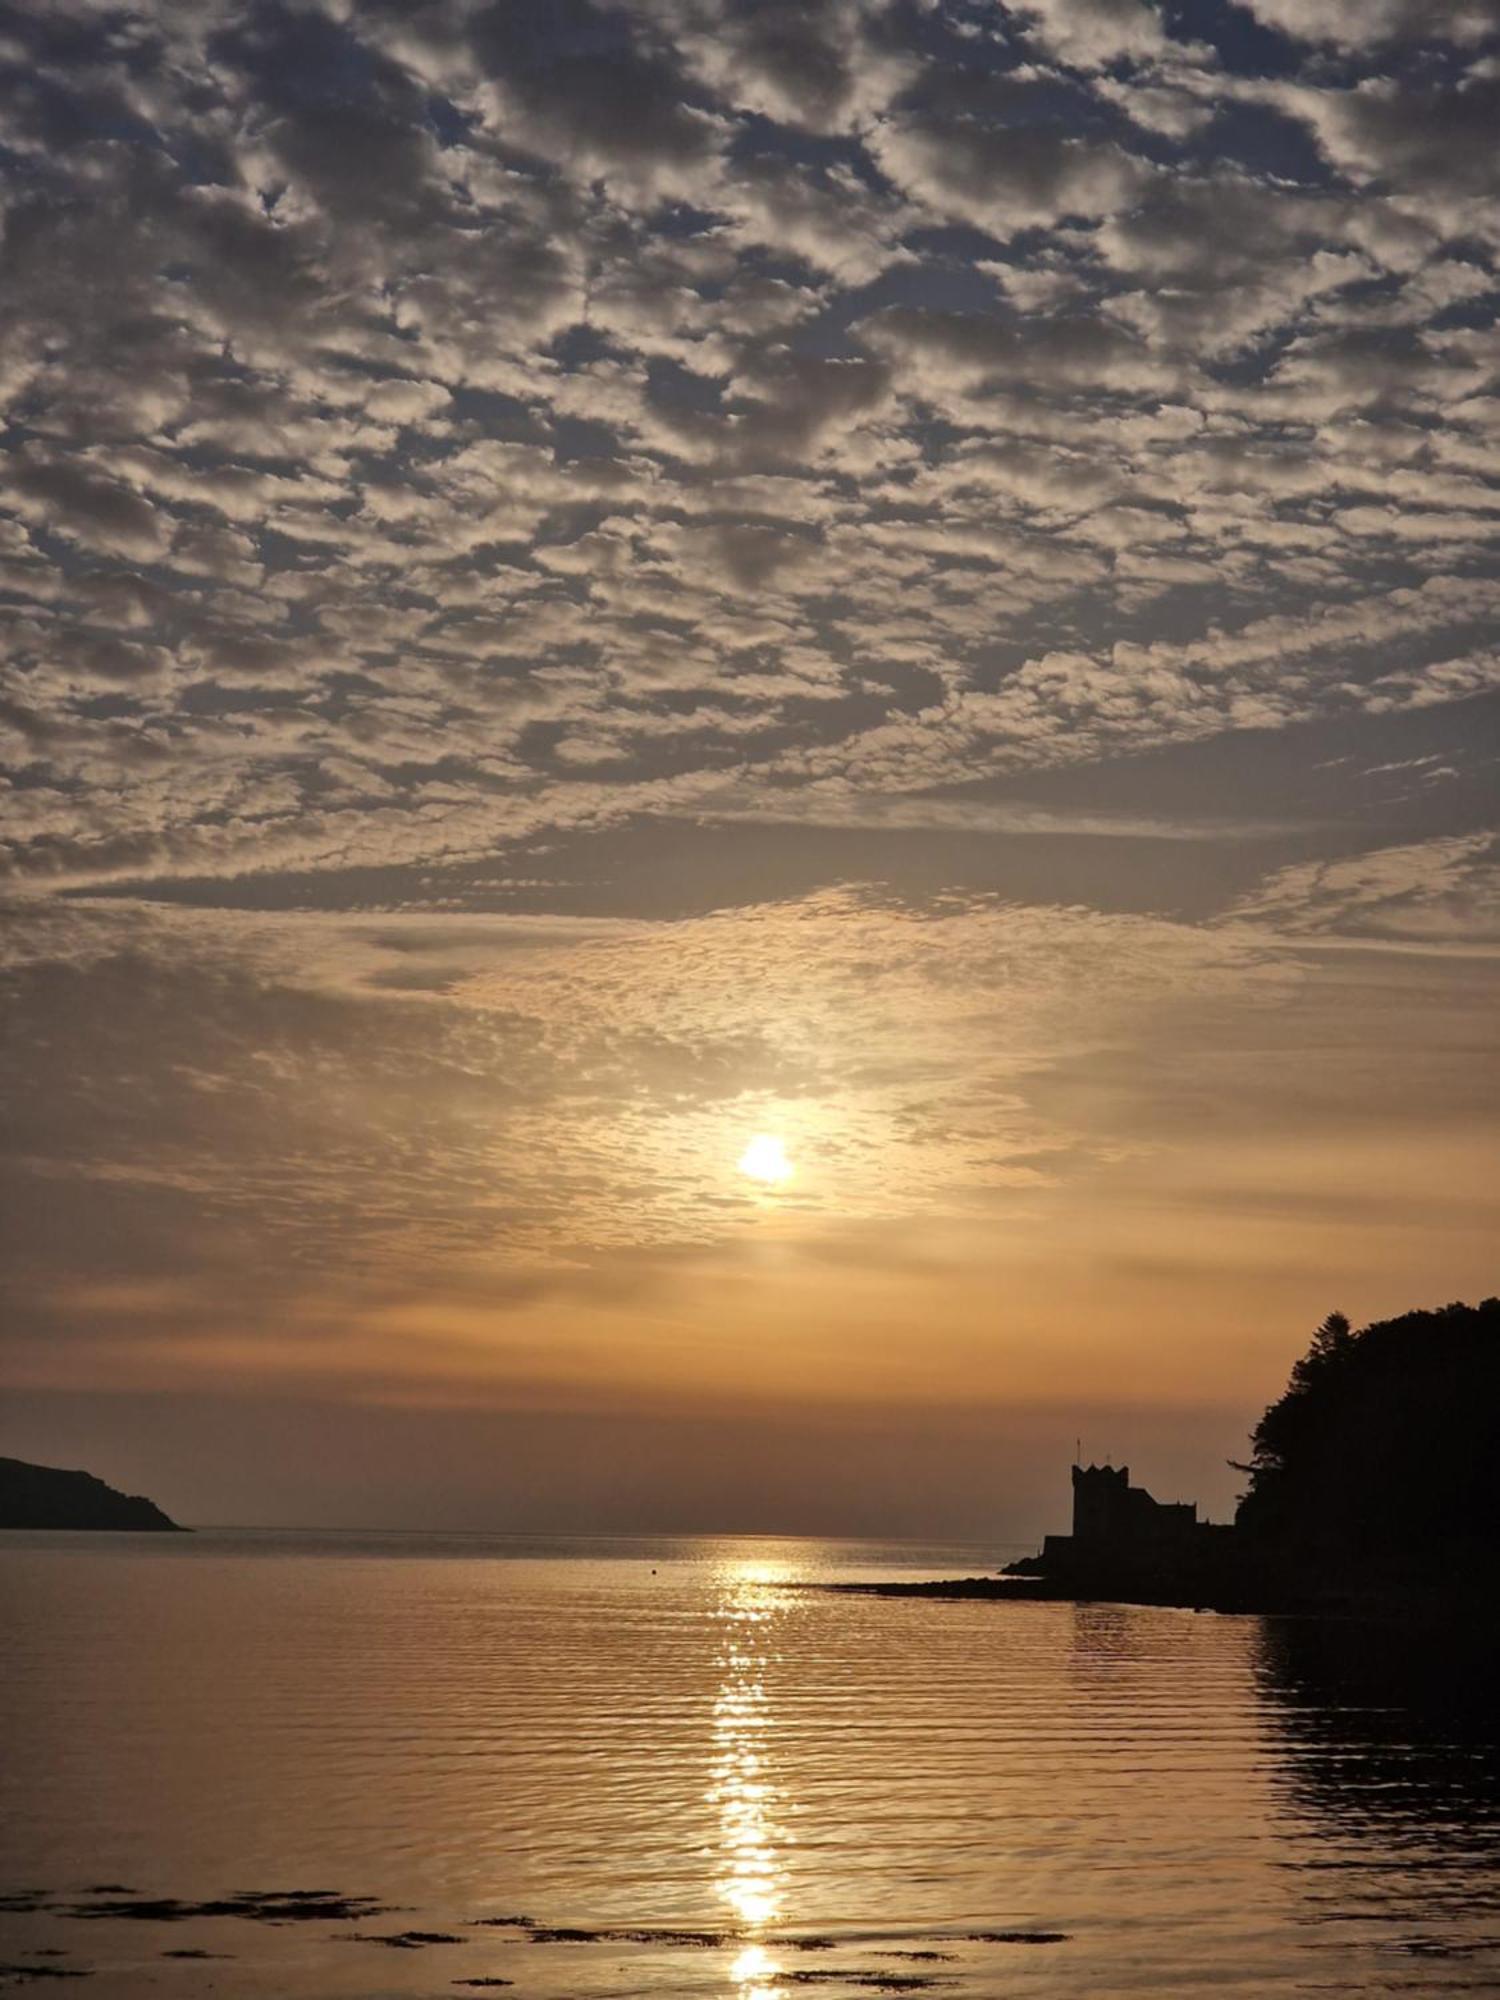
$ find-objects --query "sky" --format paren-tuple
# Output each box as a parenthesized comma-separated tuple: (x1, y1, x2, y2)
(1, 0, 1497, 1537)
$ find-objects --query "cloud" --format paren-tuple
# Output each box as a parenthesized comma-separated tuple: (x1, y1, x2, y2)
(860, 304, 1178, 396)
(1239, 0, 1500, 49)
(658, 0, 918, 133)
(6, 851, 1494, 1480)
(1011, 0, 1178, 68)
(0, 884, 1291, 1318)
(1230, 834, 1500, 944)
(1272, 72, 1500, 217)
(701, 790, 1297, 841)
(868, 113, 1150, 238)
(0, 0, 1495, 908)
(464, 0, 731, 204)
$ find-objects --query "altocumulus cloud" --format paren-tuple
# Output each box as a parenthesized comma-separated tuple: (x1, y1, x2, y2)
(0, 0, 1498, 888)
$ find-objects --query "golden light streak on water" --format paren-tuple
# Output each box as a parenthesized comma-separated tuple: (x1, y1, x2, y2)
(711, 1567, 792, 1996)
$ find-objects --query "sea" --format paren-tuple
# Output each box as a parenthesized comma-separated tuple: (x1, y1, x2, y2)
(1, 1529, 1497, 1997)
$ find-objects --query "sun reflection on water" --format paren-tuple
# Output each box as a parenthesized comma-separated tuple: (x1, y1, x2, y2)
(710, 1567, 792, 1998)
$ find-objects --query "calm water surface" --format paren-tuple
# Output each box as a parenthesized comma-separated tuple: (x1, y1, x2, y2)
(2, 1530, 1497, 1996)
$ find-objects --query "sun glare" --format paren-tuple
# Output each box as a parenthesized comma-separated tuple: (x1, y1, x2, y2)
(738, 1133, 793, 1187)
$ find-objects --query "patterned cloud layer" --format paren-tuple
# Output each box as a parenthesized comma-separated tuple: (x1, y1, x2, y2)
(3, 0, 1498, 887)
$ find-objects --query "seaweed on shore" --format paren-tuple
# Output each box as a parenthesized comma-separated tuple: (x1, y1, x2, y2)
(960, 1930, 1069, 1944)
(488, 1916, 1069, 1958)
(63, 1889, 387, 1924)
(776, 1975, 949, 1992)
(347, 1931, 467, 1949)
(526, 1924, 731, 1947)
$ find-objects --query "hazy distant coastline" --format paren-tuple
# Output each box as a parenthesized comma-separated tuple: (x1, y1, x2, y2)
(0, 1455, 184, 1532)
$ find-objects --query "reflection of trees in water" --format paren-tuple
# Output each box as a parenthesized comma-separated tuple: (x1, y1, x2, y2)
(1255, 1616, 1500, 1964)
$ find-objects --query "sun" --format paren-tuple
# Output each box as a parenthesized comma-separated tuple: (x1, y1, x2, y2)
(738, 1133, 794, 1187)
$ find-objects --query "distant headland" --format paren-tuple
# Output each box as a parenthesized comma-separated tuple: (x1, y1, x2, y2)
(0, 1456, 184, 1532)
(846, 1296, 1500, 1616)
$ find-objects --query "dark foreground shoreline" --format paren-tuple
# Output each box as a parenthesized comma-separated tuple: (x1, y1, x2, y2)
(811, 1577, 1270, 1613)
(810, 1575, 1497, 1622)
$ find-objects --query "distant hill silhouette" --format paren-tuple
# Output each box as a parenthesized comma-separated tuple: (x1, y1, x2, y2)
(1235, 1298, 1500, 1594)
(0, 1455, 183, 1531)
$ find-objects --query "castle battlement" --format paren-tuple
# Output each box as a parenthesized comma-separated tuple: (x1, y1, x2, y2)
(1071, 1462, 1198, 1549)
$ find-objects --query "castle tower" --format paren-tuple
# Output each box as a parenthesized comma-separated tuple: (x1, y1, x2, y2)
(1072, 1463, 1131, 1546)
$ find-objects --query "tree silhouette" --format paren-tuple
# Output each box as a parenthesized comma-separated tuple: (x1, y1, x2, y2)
(1235, 1298, 1500, 1585)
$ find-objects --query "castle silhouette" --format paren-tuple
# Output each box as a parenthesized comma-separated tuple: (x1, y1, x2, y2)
(1008, 1462, 1231, 1593)
(1060, 1462, 1201, 1555)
